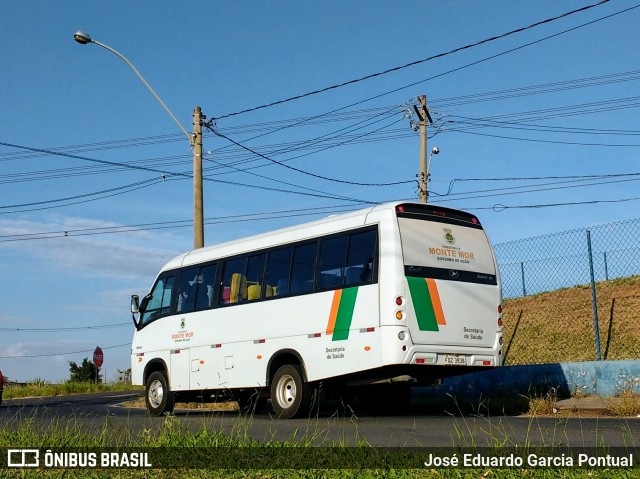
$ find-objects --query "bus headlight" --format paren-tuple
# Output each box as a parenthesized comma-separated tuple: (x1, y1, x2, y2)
(398, 331, 406, 341)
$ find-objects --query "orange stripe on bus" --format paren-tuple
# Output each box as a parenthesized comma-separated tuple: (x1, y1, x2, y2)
(326, 289, 342, 334)
(426, 278, 446, 325)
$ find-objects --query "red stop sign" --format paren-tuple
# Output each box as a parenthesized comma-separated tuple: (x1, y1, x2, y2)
(93, 346, 104, 368)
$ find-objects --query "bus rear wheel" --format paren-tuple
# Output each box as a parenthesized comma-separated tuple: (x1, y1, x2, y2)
(271, 365, 315, 419)
(145, 371, 175, 416)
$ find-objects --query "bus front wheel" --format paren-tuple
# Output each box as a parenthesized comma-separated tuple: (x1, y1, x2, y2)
(270, 365, 314, 419)
(145, 371, 175, 416)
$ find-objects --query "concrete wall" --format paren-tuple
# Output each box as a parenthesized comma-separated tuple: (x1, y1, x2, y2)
(416, 360, 640, 400)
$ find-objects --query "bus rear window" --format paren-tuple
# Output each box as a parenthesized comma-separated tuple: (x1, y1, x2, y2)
(397, 207, 497, 284)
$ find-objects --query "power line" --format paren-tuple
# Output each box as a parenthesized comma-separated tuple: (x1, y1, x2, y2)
(433, 176, 640, 204)
(448, 95, 640, 124)
(450, 129, 640, 147)
(466, 196, 640, 211)
(4, 65, 639, 186)
(0, 343, 130, 359)
(200, 1, 640, 184)
(0, 323, 130, 333)
(305, 2, 640, 128)
(0, 204, 363, 242)
(208, 124, 414, 187)
(447, 117, 640, 136)
(5, 172, 640, 242)
(211, 0, 612, 120)
(0, 178, 161, 211)
(4, 65, 637, 169)
(431, 70, 640, 109)
(202, 155, 368, 205)
(0, 141, 374, 208)
(202, 102, 414, 193)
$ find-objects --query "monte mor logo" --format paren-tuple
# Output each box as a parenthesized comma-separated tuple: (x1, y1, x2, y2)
(443, 228, 455, 245)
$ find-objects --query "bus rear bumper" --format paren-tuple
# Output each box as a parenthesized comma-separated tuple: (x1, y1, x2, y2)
(409, 351, 498, 367)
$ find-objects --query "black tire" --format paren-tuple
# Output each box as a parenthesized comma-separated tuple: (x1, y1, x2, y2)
(236, 388, 268, 415)
(270, 364, 316, 419)
(145, 371, 175, 416)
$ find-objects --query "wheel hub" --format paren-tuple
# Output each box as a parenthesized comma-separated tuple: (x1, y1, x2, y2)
(148, 379, 164, 408)
(276, 374, 296, 408)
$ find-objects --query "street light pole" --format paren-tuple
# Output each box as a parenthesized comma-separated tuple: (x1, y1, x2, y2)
(73, 31, 205, 248)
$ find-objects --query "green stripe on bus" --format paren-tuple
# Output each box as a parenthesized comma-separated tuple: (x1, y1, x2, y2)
(406, 276, 439, 331)
(332, 287, 358, 341)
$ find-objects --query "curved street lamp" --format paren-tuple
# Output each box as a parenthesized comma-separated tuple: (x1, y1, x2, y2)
(73, 31, 205, 248)
(73, 31, 191, 142)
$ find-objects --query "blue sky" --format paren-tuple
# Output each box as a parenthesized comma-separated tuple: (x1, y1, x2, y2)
(1, 1, 638, 382)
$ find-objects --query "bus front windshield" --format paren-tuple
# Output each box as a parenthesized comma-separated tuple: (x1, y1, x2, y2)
(141, 274, 175, 325)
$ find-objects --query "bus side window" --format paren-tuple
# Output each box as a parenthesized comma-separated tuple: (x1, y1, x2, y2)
(246, 253, 266, 301)
(219, 257, 248, 305)
(141, 274, 175, 325)
(195, 264, 217, 310)
(317, 234, 348, 290)
(266, 247, 293, 297)
(345, 229, 377, 286)
(291, 242, 317, 294)
(177, 267, 199, 313)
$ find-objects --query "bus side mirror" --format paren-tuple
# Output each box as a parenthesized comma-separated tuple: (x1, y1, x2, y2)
(131, 294, 143, 330)
(131, 295, 140, 313)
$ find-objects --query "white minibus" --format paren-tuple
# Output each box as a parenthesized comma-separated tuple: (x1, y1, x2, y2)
(131, 202, 503, 418)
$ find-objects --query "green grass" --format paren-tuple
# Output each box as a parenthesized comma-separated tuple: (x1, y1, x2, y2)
(3, 380, 142, 400)
(0, 415, 635, 478)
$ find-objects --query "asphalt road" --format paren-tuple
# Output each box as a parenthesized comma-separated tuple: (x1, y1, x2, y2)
(1, 392, 639, 448)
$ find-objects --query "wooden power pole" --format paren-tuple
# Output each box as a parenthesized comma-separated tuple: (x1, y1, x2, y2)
(418, 95, 428, 203)
(193, 106, 205, 249)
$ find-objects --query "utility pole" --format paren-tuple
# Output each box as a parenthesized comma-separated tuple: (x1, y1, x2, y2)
(418, 95, 428, 203)
(193, 106, 205, 249)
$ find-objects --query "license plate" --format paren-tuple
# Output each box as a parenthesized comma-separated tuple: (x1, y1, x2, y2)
(443, 354, 466, 365)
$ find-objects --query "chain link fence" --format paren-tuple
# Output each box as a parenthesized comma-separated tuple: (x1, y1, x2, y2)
(494, 218, 640, 365)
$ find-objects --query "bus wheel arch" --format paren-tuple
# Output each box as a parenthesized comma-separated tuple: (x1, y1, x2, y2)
(267, 350, 319, 419)
(143, 361, 175, 416)
(266, 349, 307, 386)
